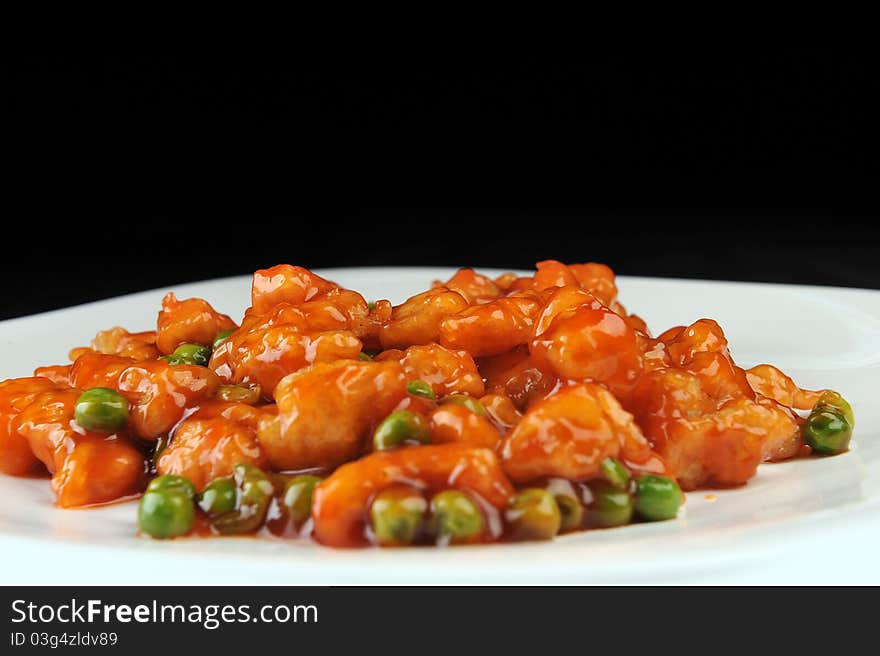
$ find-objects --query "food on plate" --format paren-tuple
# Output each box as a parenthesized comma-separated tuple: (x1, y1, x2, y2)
(0, 261, 854, 547)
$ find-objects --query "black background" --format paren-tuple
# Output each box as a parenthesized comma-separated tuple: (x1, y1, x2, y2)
(5, 52, 877, 319)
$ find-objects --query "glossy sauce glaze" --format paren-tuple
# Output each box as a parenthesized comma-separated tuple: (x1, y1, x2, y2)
(0, 261, 855, 547)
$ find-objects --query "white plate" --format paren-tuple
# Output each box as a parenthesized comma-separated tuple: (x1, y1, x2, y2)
(1, 269, 878, 585)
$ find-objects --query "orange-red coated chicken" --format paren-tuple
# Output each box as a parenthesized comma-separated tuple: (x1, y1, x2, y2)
(501, 383, 664, 484)
(375, 343, 484, 398)
(116, 360, 220, 440)
(479, 393, 523, 432)
(439, 294, 542, 357)
(258, 360, 407, 471)
(0, 377, 62, 475)
(530, 303, 643, 398)
(435, 268, 503, 304)
(210, 326, 362, 397)
(378, 287, 469, 350)
(627, 368, 801, 490)
(14, 388, 145, 506)
(33, 365, 72, 386)
(69, 327, 159, 362)
(312, 444, 514, 547)
(746, 364, 823, 410)
(530, 260, 618, 307)
(480, 347, 557, 410)
(156, 292, 237, 355)
(69, 353, 135, 390)
(156, 401, 271, 490)
(428, 404, 502, 449)
(251, 264, 339, 315)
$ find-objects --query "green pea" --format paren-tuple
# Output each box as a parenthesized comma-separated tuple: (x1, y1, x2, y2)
(368, 301, 377, 310)
(406, 380, 436, 400)
(171, 343, 212, 366)
(506, 489, 561, 541)
(358, 352, 372, 361)
(74, 387, 129, 432)
(555, 493, 584, 532)
(429, 490, 484, 543)
(370, 486, 427, 546)
(148, 474, 197, 499)
(213, 329, 235, 350)
(600, 457, 631, 489)
(545, 479, 584, 532)
(813, 390, 855, 428)
(159, 354, 183, 365)
(283, 475, 322, 526)
(197, 477, 237, 516)
(215, 383, 262, 405)
(634, 475, 682, 522)
(440, 394, 487, 417)
(803, 410, 852, 455)
(373, 410, 431, 450)
(588, 482, 635, 527)
(138, 489, 195, 539)
(212, 464, 274, 534)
